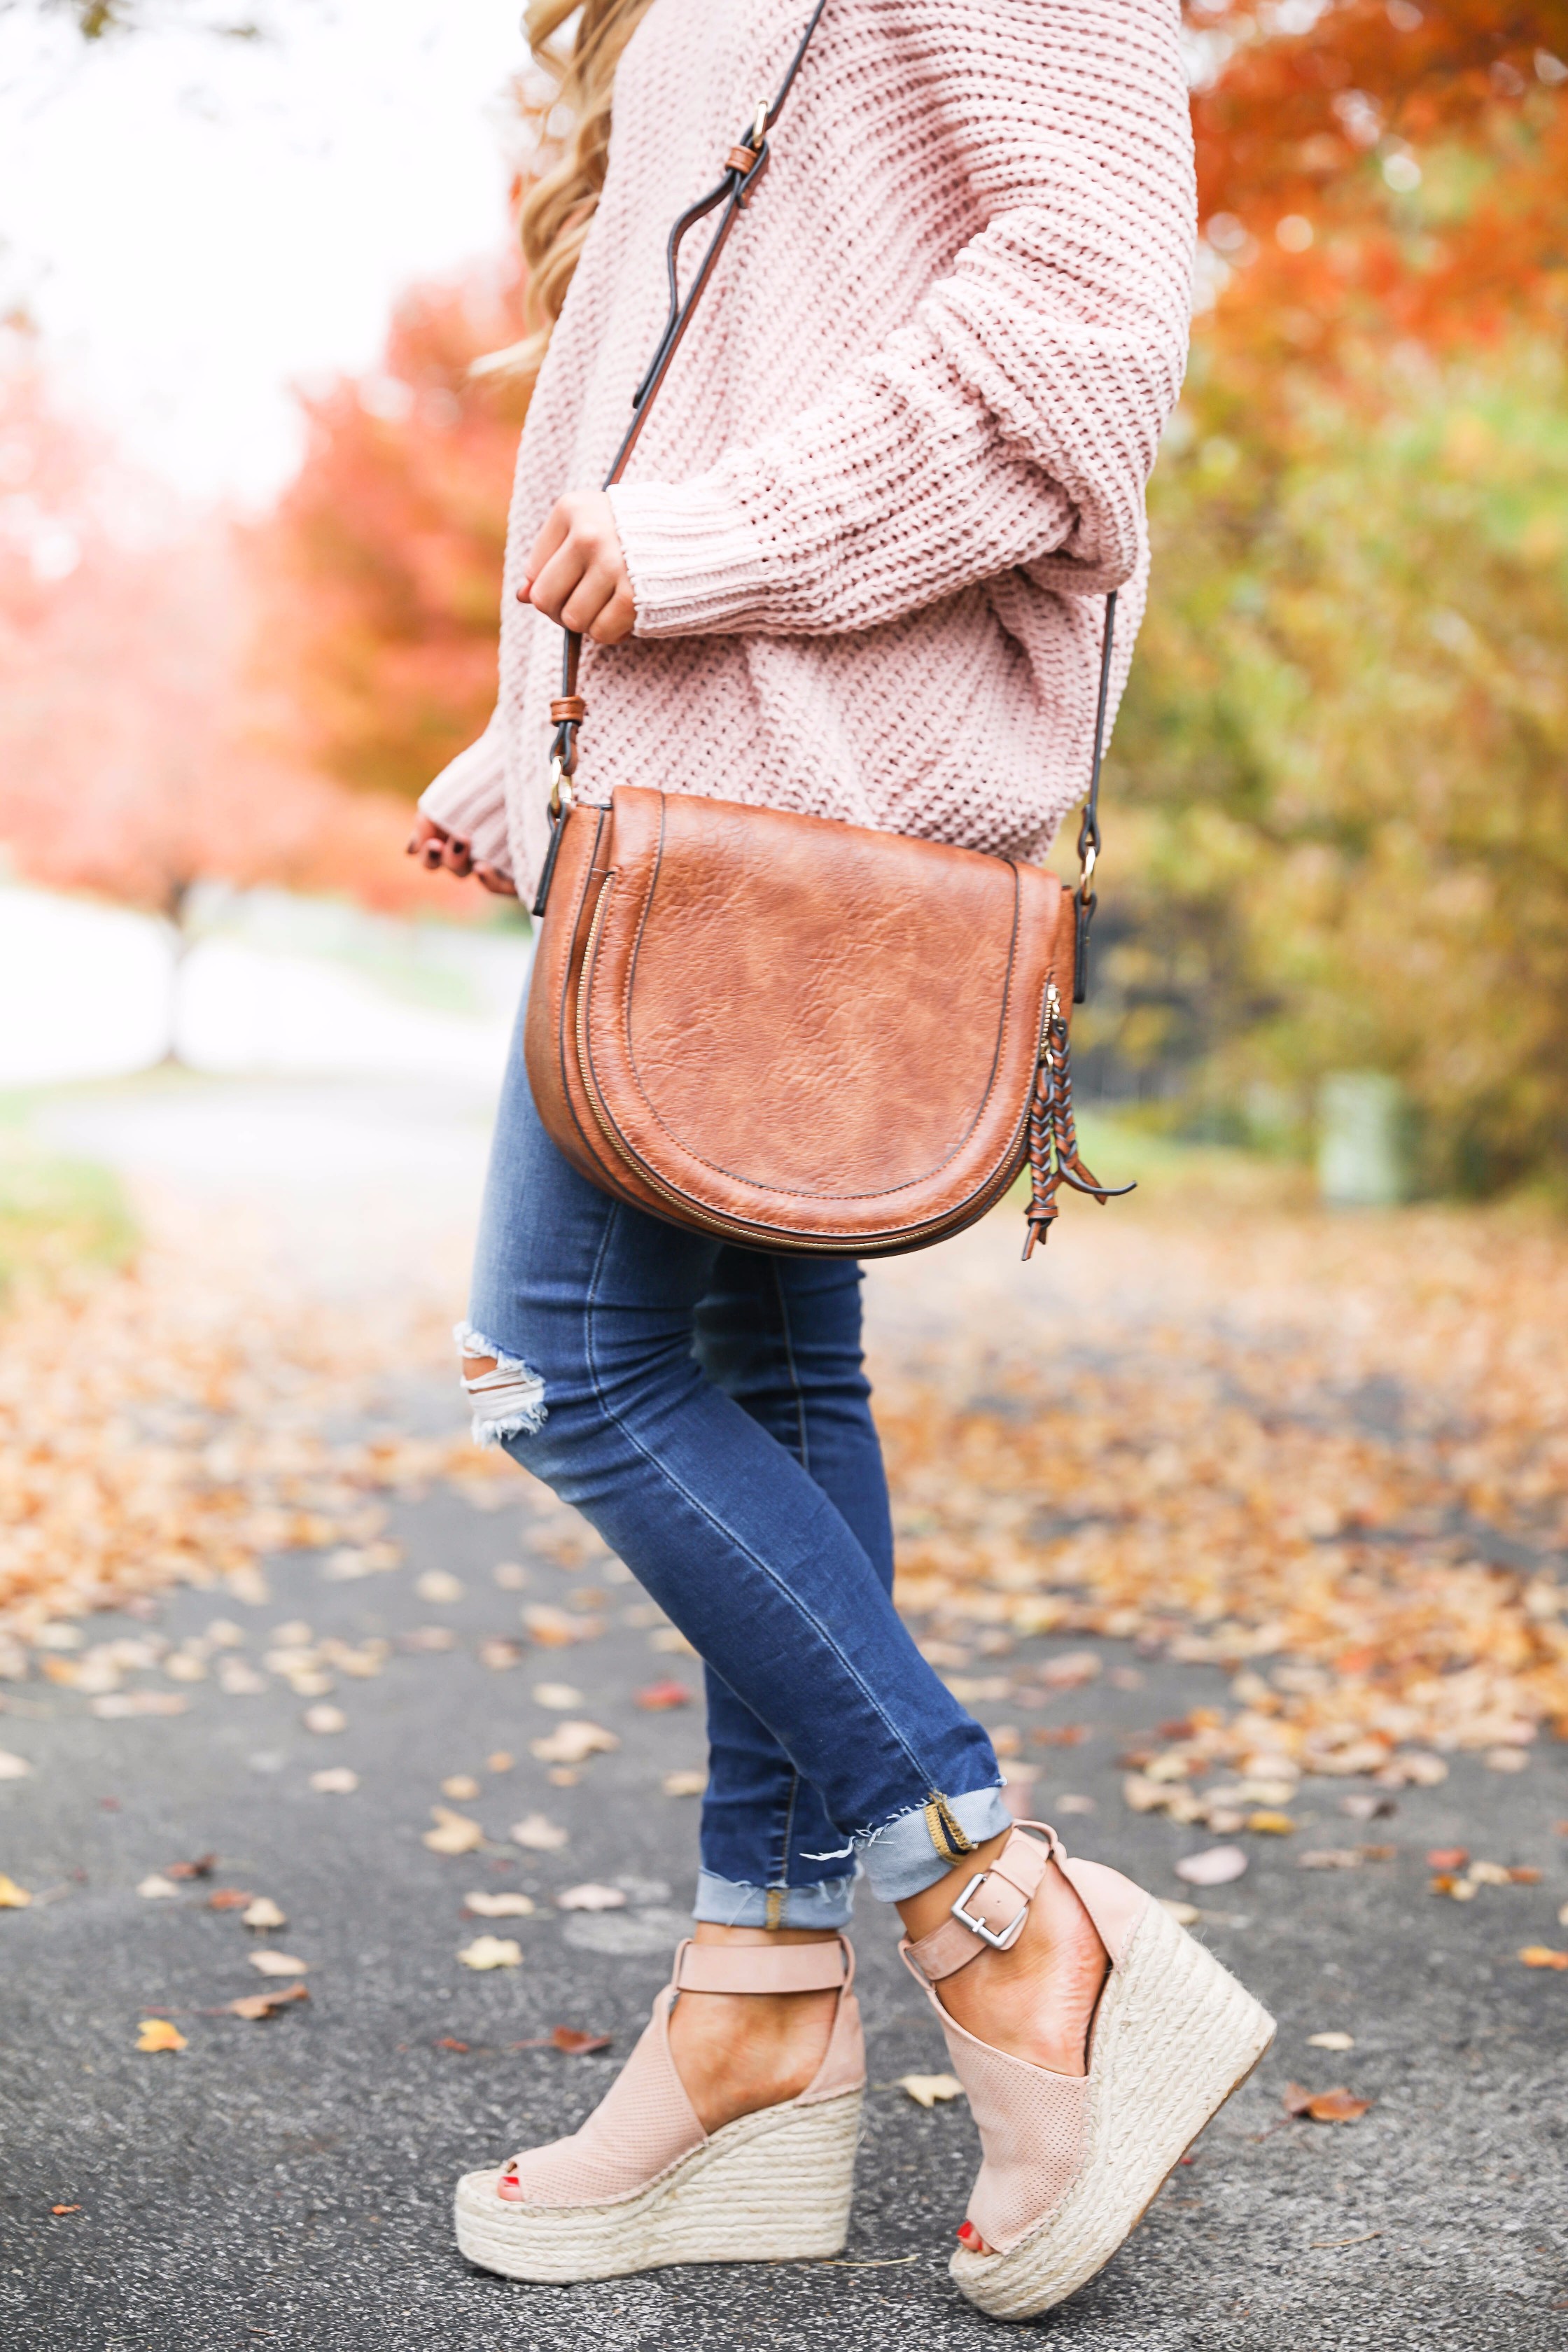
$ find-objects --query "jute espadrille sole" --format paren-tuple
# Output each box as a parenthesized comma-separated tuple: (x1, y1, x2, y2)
(454, 2087, 862, 2282)
(951, 1898, 1275, 2320)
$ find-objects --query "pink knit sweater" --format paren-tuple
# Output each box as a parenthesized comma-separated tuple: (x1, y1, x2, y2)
(419, 0, 1195, 899)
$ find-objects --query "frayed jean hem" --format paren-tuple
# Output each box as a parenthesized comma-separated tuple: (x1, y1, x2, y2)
(857, 1784, 1014, 1904)
(692, 1869, 857, 1931)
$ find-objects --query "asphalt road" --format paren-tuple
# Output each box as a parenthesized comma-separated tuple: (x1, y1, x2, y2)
(3, 1469, 1566, 2352)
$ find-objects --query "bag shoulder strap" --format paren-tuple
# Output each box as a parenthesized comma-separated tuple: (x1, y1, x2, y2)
(532, 0, 1117, 988)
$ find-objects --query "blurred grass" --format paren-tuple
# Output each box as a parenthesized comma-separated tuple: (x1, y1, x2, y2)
(0, 1116, 137, 1301)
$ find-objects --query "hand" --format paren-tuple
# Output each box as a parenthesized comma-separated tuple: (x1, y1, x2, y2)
(521, 490, 636, 643)
(405, 813, 519, 898)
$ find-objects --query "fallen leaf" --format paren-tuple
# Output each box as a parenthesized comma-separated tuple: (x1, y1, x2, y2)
(136, 2019, 186, 2052)
(136, 1875, 181, 1900)
(0, 1874, 33, 1908)
(463, 1891, 536, 1919)
(51, 2206, 80, 2215)
(1427, 1847, 1469, 1870)
(1303, 2087, 1374, 2122)
(486, 1751, 514, 1772)
(310, 1768, 359, 1794)
(1466, 1861, 1513, 1886)
(529, 1721, 619, 1766)
(1506, 1866, 1543, 1885)
(1175, 1846, 1248, 1887)
(662, 1770, 707, 1798)
(1430, 1873, 1478, 1900)
(478, 1639, 522, 1671)
(1057, 1794, 1096, 1815)
(1030, 1724, 1088, 1747)
(531, 1683, 584, 1711)
(1519, 1945, 1568, 1970)
(510, 1813, 569, 1851)
(1558, 1901, 1568, 1928)
(162, 1854, 218, 1880)
(1247, 1811, 1296, 1835)
(552, 2025, 612, 2054)
(302, 1704, 346, 1735)
(555, 1883, 627, 1912)
(206, 1889, 255, 1911)
(441, 1775, 482, 1802)
(1037, 1651, 1102, 1688)
(1340, 1793, 1396, 1821)
(1284, 2081, 1371, 2122)
(492, 1562, 530, 1590)
(1482, 1746, 1530, 1773)
(1299, 1850, 1364, 1871)
(250, 1951, 309, 1976)
(524, 1605, 599, 1648)
(635, 1681, 692, 1711)
(416, 1571, 465, 1604)
(226, 1984, 309, 2021)
(241, 1897, 287, 1931)
(91, 1693, 186, 1719)
(458, 1935, 522, 1970)
(424, 1807, 484, 1856)
(403, 1626, 456, 1652)
(1307, 2031, 1356, 2051)
(436, 2036, 470, 2051)
(0, 1750, 34, 1779)
(898, 2072, 965, 2108)
(1159, 1898, 1201, 1925)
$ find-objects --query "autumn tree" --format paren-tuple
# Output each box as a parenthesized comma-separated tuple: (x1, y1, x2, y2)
(248, 258, 530, 808)
(0, 340, 463, 934)
(1078, 1, 1568, 1191)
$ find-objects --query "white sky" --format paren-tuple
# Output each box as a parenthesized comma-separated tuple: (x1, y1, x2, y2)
(0, 0, 528, 507)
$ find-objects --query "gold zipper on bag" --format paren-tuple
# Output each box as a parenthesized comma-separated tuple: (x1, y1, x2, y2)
(571, 874, 1048, 1254)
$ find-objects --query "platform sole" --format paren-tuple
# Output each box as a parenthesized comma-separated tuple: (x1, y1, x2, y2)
(951, 1899, 1275, 2320)
(454, 2087, 862, 2283)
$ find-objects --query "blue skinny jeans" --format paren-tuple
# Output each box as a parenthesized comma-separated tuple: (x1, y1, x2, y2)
(464, 1018, 1009, 1927)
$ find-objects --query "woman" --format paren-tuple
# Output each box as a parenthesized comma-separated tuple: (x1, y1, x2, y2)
(410, 0, 1273, 2317)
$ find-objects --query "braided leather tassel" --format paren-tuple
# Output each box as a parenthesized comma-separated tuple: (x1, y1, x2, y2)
(1021, 983, 1135, 1259)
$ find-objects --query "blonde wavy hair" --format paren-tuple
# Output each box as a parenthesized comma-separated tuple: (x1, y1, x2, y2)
(475, 0, 656, 386)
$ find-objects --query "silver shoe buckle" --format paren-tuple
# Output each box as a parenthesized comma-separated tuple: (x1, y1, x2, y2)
(951, 1871, 1029, 1951)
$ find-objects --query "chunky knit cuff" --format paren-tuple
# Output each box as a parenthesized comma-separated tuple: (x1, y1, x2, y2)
(419, 720, 513, 877)
(609, 475, 774, 638)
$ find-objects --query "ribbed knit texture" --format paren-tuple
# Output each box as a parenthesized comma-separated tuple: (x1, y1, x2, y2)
(420, 0, 1195, 897)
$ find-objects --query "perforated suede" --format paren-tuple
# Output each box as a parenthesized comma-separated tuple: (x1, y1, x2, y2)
(506, 1990, 705, 2209)
(933, 2012, 1090, 2253)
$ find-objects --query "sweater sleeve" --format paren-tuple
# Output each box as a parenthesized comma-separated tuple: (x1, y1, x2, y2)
(608, 0, 1194, 638)
(418, 707, 513, 878)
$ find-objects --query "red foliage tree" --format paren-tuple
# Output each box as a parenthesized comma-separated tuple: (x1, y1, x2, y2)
(248, 257, 531, 808)
(1189, 0, 1568, 376)
(0, 343, 464, 921)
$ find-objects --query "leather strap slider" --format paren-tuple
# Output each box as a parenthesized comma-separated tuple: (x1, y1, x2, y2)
(726, 143, 762, 174)
(550, 696, 587, 725)
(904, 1822, 1065, 1984)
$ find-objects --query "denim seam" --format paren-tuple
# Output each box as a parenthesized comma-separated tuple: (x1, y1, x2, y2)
(579, 1203, 946, 1825)
(768, 1257, 811, 1475)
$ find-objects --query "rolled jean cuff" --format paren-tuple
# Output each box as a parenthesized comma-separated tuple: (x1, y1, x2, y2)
(692, 1869, 857, 1931)
(858, 1785, 1014, 1904)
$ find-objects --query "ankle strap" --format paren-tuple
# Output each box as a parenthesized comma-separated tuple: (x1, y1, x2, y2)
(904, 1822, 1063, 1984)
(672, 1934, 852, 1995)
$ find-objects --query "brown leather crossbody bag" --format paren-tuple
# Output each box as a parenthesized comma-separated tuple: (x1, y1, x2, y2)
(525, 0, 1130, 1261)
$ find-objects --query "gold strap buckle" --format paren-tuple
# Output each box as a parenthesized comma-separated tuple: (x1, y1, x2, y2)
(548, 757, 575, 821)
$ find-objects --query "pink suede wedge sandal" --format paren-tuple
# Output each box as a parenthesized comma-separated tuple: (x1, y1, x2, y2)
(454, 1934, 864, 2283)
(902, 1821, 1275, 2320)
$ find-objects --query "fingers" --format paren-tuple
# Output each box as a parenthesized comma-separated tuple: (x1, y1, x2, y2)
(475, 863, 519, 899)
(522, 490, 635, 643)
